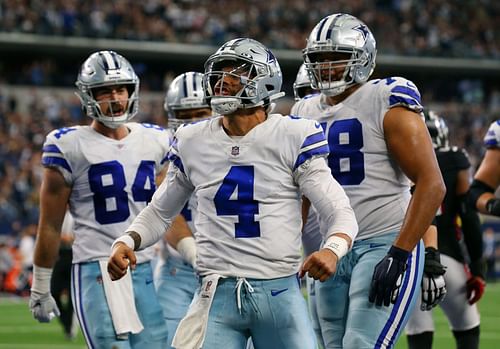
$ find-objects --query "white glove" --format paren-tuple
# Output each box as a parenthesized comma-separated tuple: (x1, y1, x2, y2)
(421, 274, 446, 311)
(29, 290, 60, 323)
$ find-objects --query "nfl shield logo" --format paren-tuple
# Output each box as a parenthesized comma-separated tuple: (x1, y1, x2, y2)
(231, 146, 240, 156)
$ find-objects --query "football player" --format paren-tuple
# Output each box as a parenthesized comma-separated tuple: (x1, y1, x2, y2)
(406, 111, 484, 349)
(29, 50, 169, 348)
(291, 13, 446, 349)
(293, 63, 319, 101)
(155, 71, 212, 349)
(470, 120, 500, 215)
(108, 37, 358, 349)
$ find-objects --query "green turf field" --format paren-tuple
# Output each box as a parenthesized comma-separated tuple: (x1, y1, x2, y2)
(0, 283, 499, 348)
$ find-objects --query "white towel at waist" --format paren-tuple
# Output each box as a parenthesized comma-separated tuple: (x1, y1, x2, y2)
(98, 261, 144, 338)
(172, 274, 222, 349)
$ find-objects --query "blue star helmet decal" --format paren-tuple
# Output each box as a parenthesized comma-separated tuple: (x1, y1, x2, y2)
(353, 24, 369, 40)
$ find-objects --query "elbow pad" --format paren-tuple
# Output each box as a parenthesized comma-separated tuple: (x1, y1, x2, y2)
(468, 179, 494, 208)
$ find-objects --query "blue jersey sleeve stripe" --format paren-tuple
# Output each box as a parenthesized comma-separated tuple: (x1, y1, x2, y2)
(301, 131, 326, 149)
(485, 139, 499, 147)
(390, 85, 421, 103)
(389, 95, 421, 108)
(167, 153, 185, 173)
(42, 144, 61, 154)
(294, 145, 329, 170)
(41, 156, 72, 173)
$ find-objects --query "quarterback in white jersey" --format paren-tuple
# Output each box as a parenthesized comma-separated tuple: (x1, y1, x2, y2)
(292, 13, 445, 349)
(109, 38, 358, 349)
(30, 51, 169, 348)
(470, 120, 500, 216)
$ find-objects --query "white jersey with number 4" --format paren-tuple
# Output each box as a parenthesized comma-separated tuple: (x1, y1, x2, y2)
(140, 113, 358, 279)
(41, 122, 171, 263)
(291, 76, 424, 239)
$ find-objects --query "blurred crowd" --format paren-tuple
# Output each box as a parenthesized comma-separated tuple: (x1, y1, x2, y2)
(1, 0, 499, 58)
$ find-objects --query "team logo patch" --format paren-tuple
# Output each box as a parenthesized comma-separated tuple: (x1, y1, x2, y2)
(231, 146, 240, 156)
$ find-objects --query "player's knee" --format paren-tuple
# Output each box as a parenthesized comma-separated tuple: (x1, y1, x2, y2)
(406, 331, 433, 349)
(453, 325, 480, 349)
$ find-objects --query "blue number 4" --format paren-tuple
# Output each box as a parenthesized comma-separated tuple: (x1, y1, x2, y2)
(214, 166, 260, 238)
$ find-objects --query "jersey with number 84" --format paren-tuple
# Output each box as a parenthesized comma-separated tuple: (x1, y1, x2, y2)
(41, 122, 171, 263)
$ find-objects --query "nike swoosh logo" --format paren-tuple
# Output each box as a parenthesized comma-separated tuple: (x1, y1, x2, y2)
(386, 257, 394, 273)
(369, 243, 385, 248)
(271, 288, 288, 297)
(146, 279, 154, 285)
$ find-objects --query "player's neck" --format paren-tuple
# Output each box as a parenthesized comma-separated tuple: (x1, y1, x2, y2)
(92, 121, 130, 140)
(222, 108, 267, 136)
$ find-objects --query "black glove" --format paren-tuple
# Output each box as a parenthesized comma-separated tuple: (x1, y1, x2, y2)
(486, 198, 500, 216)
(369, 246, 409, 307)
(420, 247, 447, 311)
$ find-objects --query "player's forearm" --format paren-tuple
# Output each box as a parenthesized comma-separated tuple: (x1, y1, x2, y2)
(395, 180, 445, 251)
(126, 204, 172, 250)
(33, 225, 61, 268)
(297, 158, 358, 241)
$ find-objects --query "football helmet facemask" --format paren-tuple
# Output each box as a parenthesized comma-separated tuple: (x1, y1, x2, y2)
(204, 38, 284, 115)
(76, 50, 139, 129)
(303, 13, 377, 97)
(164, 72, 211, 130)
(293, 63, 318, 101)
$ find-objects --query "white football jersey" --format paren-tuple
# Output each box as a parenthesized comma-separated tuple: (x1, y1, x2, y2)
(41, 122, 172, 263)
(292, 76, 424, 239)
(147, 113, 357, 279)
(483, 120, 500, 148)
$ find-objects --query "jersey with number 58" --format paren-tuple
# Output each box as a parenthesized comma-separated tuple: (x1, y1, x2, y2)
(291, 76, 424, 239)
(41, 122, 171, 263)
(138, 113, 357, 279)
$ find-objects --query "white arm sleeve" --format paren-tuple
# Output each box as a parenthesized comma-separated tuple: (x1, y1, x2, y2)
(295, 156, 358, 242)
(127, 164, 194, 250)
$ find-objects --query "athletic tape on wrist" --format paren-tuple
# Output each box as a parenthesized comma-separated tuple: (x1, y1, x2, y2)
(323, 235, 349, 260)
(111, 234, 135, 251)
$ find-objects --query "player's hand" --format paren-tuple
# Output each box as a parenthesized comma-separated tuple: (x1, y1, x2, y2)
(420, 247, 447, 311)
(466, 275, 486, 305)
(107, 242, 137, 281)
(29, 290, 60, 323)
(299, 249, 339, 282)
(369, 245, 409, 307)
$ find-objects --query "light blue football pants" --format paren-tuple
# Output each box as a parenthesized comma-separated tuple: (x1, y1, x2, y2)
(316, 232, 424, 349)
(71, 261, 168, 349)
(155, 255, 199, 349)
(201, 274, 317, 349)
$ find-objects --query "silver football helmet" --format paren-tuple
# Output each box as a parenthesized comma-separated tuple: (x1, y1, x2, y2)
(293, 63, 318, 101)
(164, 72, 211, 129)
(425, 110, 449, 149)
(204, 38, 284, 115)
(75, 50, 139, 128)
(303, 13, 377, 96)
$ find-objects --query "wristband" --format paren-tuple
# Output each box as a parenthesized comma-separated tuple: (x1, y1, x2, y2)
(111, 234, 135, 251)
(31, 265, 53, 294)
(323, 235, 349, 260)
